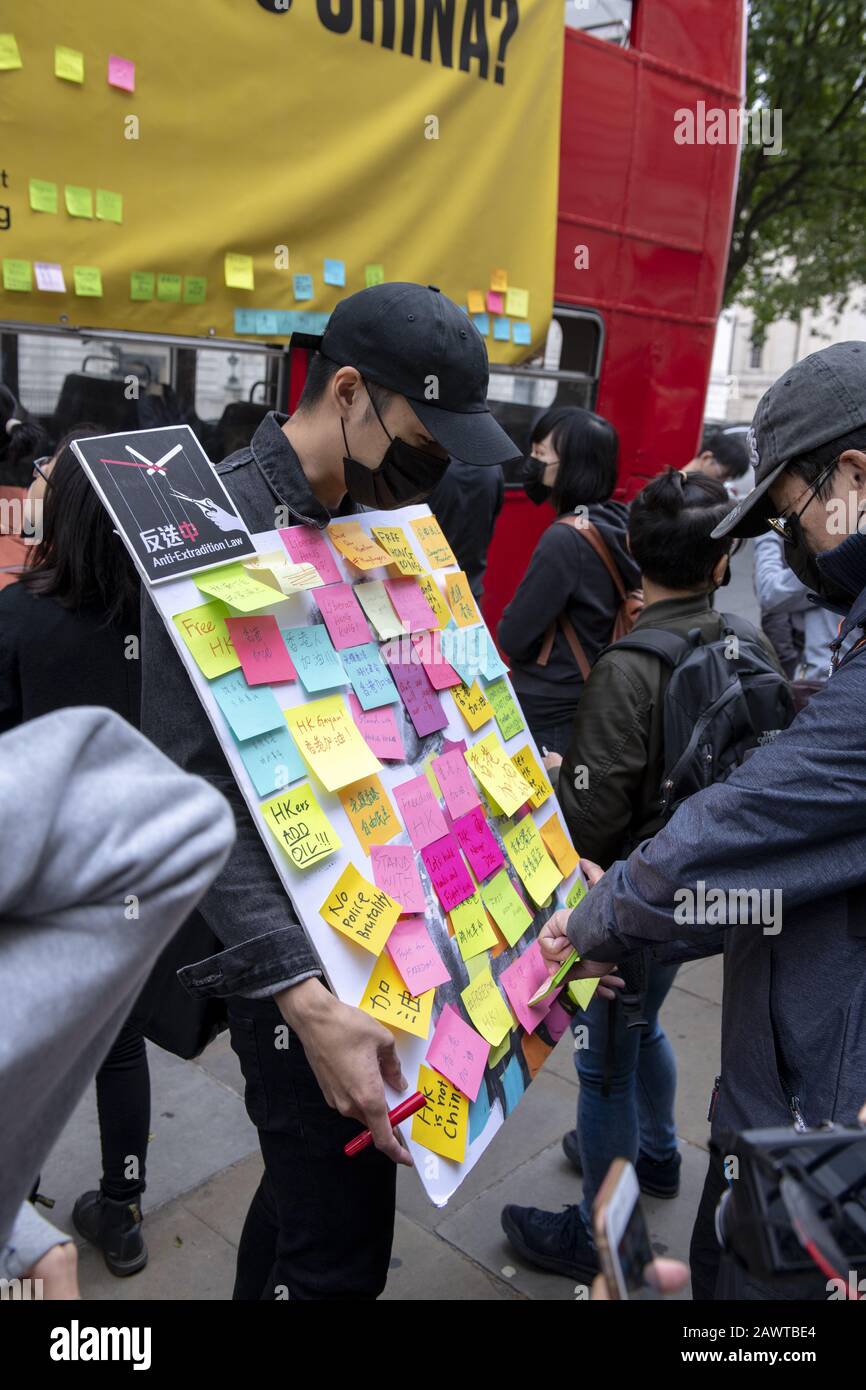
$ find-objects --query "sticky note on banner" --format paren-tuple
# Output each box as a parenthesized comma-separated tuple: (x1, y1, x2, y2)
(155, 273, 181, 303)
(451, 805, 505, 881)
(490, 268, 508, 292)
(338, 773, 400, 853)
(285, 693, 381, 791)
(29, 179, 57, 214)
(278, 525, 340, 584)
(505, 286, 529, 318)
(314, 582, 372, 650)
(0, 34, 23, 69)
(371, 526, 423, 575)
(293, 274, 314, 301)
(55, 45, 84, 83)
(493, 317, 511, 342)
(281, 625, 346, 693)
(387, 916, 450, 994)
(511, 745, 552, 809)
(235, 725, 305, 798)
(471, 313, 490, 337)
(416, 574, 451, 629)
(421, 833, 476, 913)
(513, 322, 532, 346)
(95, 189, 123, 223)
(244, 552, 321, 596)
(450, 892, 498, 961)
(3, 259, 32, 292)
(225, 253, 254, 290)
(194, 562, 279, 613)
(426, 1005, 489, 1102)
(359, 950, 434, 1038)
(480, 867, 533, 948)
(371, 843, 426, 914)
(450, 680, 493, 732)
(328, 521, 390, 571)
(348, 692, 405, 761)
(539, 811, 579, 878)
(500, 941, 555, 1035)
(340, 642, 398, 710)
(384, 577, 437, 632)
(443, 572, 481, 628)
(465, 735, 532, 817)
(410, 515, 457, 570)
(466, 289, 486, 316)
(441, 623, 485, 686)
(211, 670, 285, 741)
(485, 678, 525, 741)
(130, 271, 155, 301)
(480, 632, 508, 682)
(353, 580, 403, 639)
(34, 262, 65, 293)
(263, 782, 341, 870)
(487, 291, 504, 315)
(432, 749, 480, 819)
(320, 862, 400, 956)
(393, 773, 449, 851)
(183, 275, 207, 304)
(225, 605, 298, 686)
(461, 966, 514, 1048)
(323, 258, 345, 287)
(73, 266, 102, 297)
(382, 642, 448, 737)
(503, 816, 563, 907)
(173, 600, 239, 679)
(413, 1064, 469, 1163)
(65, 185, 93, 218)
(365, 264, 385, 287)
(411, 630, 461, 691)
(108, 54, 135, 91)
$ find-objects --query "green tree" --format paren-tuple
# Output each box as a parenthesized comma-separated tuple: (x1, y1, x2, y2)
(724, 0, 866, 338)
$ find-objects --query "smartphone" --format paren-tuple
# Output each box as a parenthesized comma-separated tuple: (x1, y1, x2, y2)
(593, 1159, 659, 1300)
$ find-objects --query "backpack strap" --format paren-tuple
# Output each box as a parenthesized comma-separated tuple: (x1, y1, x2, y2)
(601, 627, 692, 667)
(555, 515, 628, 601)
(537, 613, 591, 680)
(537, 516, 630, 676)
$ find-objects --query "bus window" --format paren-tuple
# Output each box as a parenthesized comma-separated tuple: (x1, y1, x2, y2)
(564, 0, 633, 45)
(17, 332, 171, 437)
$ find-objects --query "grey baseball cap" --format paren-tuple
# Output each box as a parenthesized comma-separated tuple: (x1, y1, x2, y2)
(711, 341, 866, 538)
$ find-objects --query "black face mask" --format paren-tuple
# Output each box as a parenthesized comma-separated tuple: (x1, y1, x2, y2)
(341, 393, 450, 509)
(783, 513, 855, 606)
(523, 455, 551, 506)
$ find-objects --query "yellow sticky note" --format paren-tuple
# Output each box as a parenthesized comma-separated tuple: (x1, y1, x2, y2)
(413, 1064, 468, 1163)
(354, 580, 404, 639)
(539, 811, 579, 878)
(194, 562, 280, 613)
(423, 754, 442, 800)
(566, 876, 587, 910)
(467, 289, 486, 315)
(3, 259, 32, 292)
(505, 286, 529, 318)
(285, 694, 382, 792)
(465, 734, 533, 816)
(450, 891, 498, 961)
(95, 189, 123, 223)
(338, 774, 400, 853)
(488, 1031, 513, 1068)
(410, 515, 457, 570)
(461, 965, 513, 1047)
(29, 179, 58, 214)
(0, 34, 23, 70)
(480, 867, 533, 948)
(443, 571, 481, 627)
(328, 521, 391, 571)
(511, 745, 552, 809)
(173, 600, 240, 679)
(370, 525, 423, 575)
(243, 552, 323, 595)
(320, 861, 400, 956)
(568, 977, 599, 1011)
(417, 573, 451, 629)
(451, 680, 493, 732)
(262, 782, 341, 871)
(65, 185, 93, 218)
(73, 266, 103, 297)
(224, 252, 254, 290)
(503, 816, 563, 907)
(55, 45, 84, 83)
(490, 268, 508, 293)
(359, 952, 433, 1038)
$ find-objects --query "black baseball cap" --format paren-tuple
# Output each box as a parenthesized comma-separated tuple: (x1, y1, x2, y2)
(712, 341, 866, 539)
(306, 282, 522, 467)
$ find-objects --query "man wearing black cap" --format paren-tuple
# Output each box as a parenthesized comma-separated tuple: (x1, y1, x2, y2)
(139, 284, 518, 1301)
(530, 341, 866, 1300)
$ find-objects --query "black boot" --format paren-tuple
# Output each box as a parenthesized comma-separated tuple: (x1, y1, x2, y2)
(72, 1189, 148, 1277)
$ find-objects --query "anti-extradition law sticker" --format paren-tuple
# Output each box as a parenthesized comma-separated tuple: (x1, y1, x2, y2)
(71, 425, 256, 585)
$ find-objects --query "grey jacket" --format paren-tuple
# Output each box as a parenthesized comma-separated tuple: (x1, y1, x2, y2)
(753, 530, 837, 679)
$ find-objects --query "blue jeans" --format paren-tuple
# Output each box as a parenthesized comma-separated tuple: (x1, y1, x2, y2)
(573, 959, 679, 1223)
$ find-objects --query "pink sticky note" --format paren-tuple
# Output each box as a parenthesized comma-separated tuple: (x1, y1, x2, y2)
(279, 525, 342, 585)
(370, 843, 426, 914)
(433, 749, 480, 819)
(451, 805, 505, 881)
(545, 999, 571, 1044)
(225, 614, 296, 686)
(348, 692, 405, 760)
(426, 1004, 490, 1102)
(500, 941, 555, 1034)
(487, 290, 504, 314)
(108, 54, 135, 92)
(314, 582, 372, 650)
(442, 737, 467, 757)
(411, 630, 462, 690)
(421, 833, 475, 911)
(386, 917, 451, 995)
(393, 774, 449, 850)
(384, 578, 437, 633)
(382, 644, 448, 737)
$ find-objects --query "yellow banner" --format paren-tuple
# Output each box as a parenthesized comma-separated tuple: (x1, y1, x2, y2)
(0, 1, 563, 358)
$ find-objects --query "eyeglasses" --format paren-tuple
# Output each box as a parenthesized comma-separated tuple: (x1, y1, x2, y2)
(766, 457, 839, 542)
(31, 456, 52, 484)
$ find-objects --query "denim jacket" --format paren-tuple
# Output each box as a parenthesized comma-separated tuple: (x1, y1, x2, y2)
(140, 412, 360, 999)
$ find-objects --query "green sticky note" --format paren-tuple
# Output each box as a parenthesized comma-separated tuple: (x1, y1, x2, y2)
(0, 34, 23, 70)
(485, 677, 525, 741)
(3, 258, 32, 292)
(156, 273, 181, 302)
(73, 265, 102, 297)
(130, 271, 154, 301)
(55, 45, 84, 83)
(183, 275, 207, 304)
(566, 877, 587, 910)
(65, 185, 93, 218)
(95, 188, 122, 223)
(365, 264, 385, 287)
(29, 178, 58, 213)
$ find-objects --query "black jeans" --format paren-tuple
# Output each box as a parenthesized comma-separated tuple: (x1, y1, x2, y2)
(95, 1018, 150, 1201)
(228, 996, 396, 1301)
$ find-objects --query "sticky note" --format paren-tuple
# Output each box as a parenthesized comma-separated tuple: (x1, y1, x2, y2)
(450, 680, 493, 732)
(293, 273, 314, 300)
(323, 258, 345, 287)
(487, 1031, 513, 1069)
(353, 580, 404, 639)
(95, 189, 123, 224)
(225, 614, 296, 686)
(279, 525, 341, 585)
(245, 552, 321, 595)
(423, 753, 442, 801)
(416, 574, 451, 629)
(55, 45, 84, 83)
(34, 262, 65, 293)
(411, 630, 461, 691)
(480, 632, 508, 682)
(155, 272, 181, 303)
(485, 678, 525, 741)
(183, 275, 207, 304)
(566, 876, 587, 910)
(539, 811, 580, 878)
(382, 643, 448, 736)
(328, 521, 390, 571)
(281, 624, 346, 693)
(348, 692, 405, 761)
(500, 941, 555, 1035)
(467, 289, 486, 315)
(371, 843, 426, 914)
(421, 834, 475, 912)
(29, 179, 57, 214)
(387, 916, 450, 994)
(0, 34, 22, 70)
(365, 264, 385, 287)
(513, 321, 532, 346)
(108, 54, 135, 91)
(472, 313, 490, 337)
(568, 977, 599, 1011)
(427, 1004, 489, 1102)
(194, 562, 279, 613)
(371, 525, 423, 575)
(480, 867, 533, 948)
(487, 291, 505, 315)
(285, 692, 381, 791)
(503, 816, 563, 907)
(65, 185, 93, 218)
(511, 745, 552, 809)
(433, 749, 480, 819)
(3, 259, 31, 292)
(410, 515, 457, 570)
(442, 572, 480, 628)
(73, 266, 102, 297)
(235, 724, 305, 797)
(225, 253, 254, 290)
(450, 891, 498, 961)
(338, 773, 400, 853)
(469, 1083, 491, 1143)
(321, 862, 400, 955)
(263, 782, 341, 869)
(340, 642, 398, 710)
(490, 268, 508, 292)
(452, 805, 505, 881)
(465, 735, 533, 816)
(173, 600, 239, 678)
(314, 582, 372, 650)
(413, 1064, 469, 1162)
(493, 317, 511, 342)
(211, 669, 284, 741)
(461, 967, 513, 1048)
(393, 774, 448, 851)
(383, 577, 437, 633)
(130, 271, 155, 301)
(441, 623, 486, 687)
(360, 950, 434, 1038)
(505, 286, 529, 318)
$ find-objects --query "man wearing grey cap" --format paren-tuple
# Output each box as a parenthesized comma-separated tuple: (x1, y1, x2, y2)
(535, 341, 866, 1300)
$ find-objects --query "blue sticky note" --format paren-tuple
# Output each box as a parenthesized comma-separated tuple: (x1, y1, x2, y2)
(282, 623, 346, 693)
(468, 1082, 491, 1144)
(471, 312, 490, 337)
(340, 642, 399, 710)
(211, 670, 285, 741)
(501, 1053, 525, 1117)
(293, 274, 314, 301)
(512, 320, 532, 345)
(235, 725, 305, 797)
(493, 316, 511, 342)
(441, 621, 486, 687)
(323, 258, 345, 287)
(480, 631, 508, 682)
(255, 310, 280, 336)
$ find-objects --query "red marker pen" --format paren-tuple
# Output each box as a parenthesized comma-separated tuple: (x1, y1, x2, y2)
(344, 1091, 427, 1157)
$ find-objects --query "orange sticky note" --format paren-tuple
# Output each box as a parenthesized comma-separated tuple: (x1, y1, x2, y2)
(467, 289, 486, 315)
(328, 521, 391, 571)
(442, 571, 481, 628)
(338, 774, 400, 853)
(539, 811, 580, 879)
(490, 268, 508, 293)
(410, 515, 457, 570)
